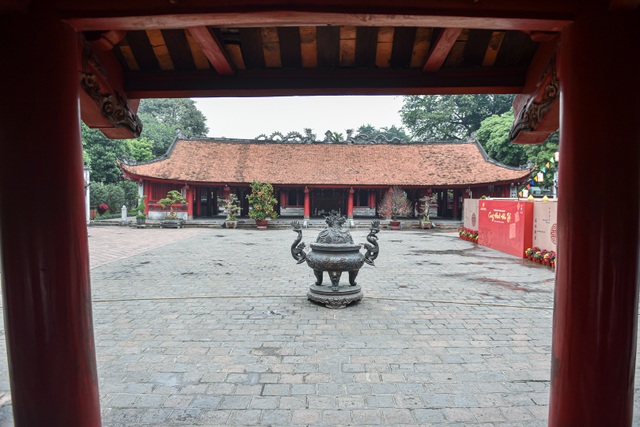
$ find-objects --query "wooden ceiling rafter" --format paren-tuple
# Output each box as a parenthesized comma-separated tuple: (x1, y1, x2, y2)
(186, 26, 235, 74)
(422, 27, 463, 72)
(482, 31, 505, 66)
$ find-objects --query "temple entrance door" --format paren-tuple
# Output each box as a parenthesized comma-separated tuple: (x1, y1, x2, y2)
(312, 188, 347, 217)
(199, 187, 219, 217)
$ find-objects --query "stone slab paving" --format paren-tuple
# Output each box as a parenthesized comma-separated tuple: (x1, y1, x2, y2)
(0, 226, 639, 426)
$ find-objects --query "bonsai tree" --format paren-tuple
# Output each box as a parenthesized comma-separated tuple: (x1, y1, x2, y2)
(157, 190, 188, 220)
(246, 181, 278, 221)
(218, 193, 241, 221)
(419, 193, 437, 222)
(132, 195, 147, 220)
(378, 186, 412, 220)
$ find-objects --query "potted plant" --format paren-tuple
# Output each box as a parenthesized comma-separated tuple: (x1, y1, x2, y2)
(97, 203, 109, 216)
(378, 186, 412, 230)
(132, 195, 147, 227)
(157, 190, 188, 228)
(218, 193, 241, 228)
(418, 194, 437, 229)
(246, 180, 278, 229)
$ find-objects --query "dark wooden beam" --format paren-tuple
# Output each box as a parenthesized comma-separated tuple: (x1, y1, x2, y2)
(608, 0, 640, 10)
(123, 68, 524, 98)
(187, 26, 235, 75)
(422, 28, 463, 72)
(58, 1, 576, 32)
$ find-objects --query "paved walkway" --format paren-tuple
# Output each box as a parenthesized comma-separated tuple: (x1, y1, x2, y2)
(0, 226, 636, 426)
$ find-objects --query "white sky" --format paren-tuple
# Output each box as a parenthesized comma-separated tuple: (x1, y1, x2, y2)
(193, 95, 405, 140)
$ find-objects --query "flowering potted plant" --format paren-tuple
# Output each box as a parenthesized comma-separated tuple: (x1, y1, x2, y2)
(458, 226, 479, 243)
(157, 190, 188, 228)
(97, 203, 109, 215)
(525, 247, 556, 269)
(218, 193, 241, 228)
(378, 186, 412, 229)
(246, 181, 278, 229)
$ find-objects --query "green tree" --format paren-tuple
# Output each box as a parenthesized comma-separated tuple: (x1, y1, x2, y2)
(476, 112, 527, 167)
(400, 95, 514, 140)
(82, 123, 127, 184)
(124, 136, 155, 162)
(82, 98, 209, 181)
(476, 113, 559, 186)
(356, 124, 410, 141)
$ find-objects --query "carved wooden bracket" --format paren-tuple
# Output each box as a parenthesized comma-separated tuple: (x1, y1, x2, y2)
(79, 36, 143, 138)
(510, 47, 559, 145)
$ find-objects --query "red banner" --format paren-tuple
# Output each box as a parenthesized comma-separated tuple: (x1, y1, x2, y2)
(478, 200, 534, 258)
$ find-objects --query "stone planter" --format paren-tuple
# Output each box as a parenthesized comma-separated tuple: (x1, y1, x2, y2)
(160, 219, 184, 228)
(225, 220, 237, 229)
(389, 220, 401, 230)
(255, 219, 268, 229)
(136, 217, 146, 228)
(420, 220, 432, 229)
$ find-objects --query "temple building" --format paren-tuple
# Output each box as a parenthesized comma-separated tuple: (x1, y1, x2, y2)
(120, 135, 532, 220)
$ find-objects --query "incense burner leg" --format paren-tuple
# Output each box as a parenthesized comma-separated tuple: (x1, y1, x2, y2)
(348, 270, 359, 286)
(313, 270, 323, 286)
(328, 271, 342, 291)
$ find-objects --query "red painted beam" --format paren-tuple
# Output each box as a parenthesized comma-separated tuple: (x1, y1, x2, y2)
(422, 28, 463, 73)
(58, 1, 575, 32)
(0, 12, 102, 426)
(187, 26, 235, 75)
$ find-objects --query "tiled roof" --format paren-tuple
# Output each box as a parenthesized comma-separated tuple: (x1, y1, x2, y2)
(121, 139, 531, 187)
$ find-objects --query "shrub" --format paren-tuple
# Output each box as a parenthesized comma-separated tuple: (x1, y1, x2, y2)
(246, 181, 278, 220)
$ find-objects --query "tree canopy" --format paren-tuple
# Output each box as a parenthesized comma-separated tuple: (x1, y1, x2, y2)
(400, 95, 514, 140)
(82, 98, 208, 183)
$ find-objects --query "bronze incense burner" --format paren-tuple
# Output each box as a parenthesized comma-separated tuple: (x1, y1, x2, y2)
(291, 214, 380, 308)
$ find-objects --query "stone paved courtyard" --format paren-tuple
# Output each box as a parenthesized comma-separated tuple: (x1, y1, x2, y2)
(0, 225, 638, 426)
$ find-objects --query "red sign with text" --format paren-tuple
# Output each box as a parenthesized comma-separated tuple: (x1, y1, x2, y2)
(478, 200, 534, 258)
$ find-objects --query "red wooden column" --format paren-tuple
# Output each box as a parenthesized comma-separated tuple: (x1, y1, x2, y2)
(549, 5, 640, 426)
(303, 187, 311, 219)
(143, 182, 151, 216)
(0, 10, 102, 427)
(186, 186, 194, 219)
(280, 190, 287, 208)
(347, 187, 354, 219)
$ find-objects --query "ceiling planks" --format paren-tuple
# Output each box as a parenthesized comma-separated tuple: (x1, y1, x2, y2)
(145, 29, 174, 70)
(299, 26, 318, 68)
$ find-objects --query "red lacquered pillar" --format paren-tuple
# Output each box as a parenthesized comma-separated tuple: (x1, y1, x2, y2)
(186, 186, 194, 219)
(549, 5, 640, 426)
(0, 10, 102, 427)
(280, 190, 287, 209)
(143, 182, 152, 216)
(303, 187, 311, 219)
(347, 188, 354, 219)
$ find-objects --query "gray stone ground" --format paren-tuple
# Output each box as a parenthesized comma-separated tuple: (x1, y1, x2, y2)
(0, 226, 637, 426)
